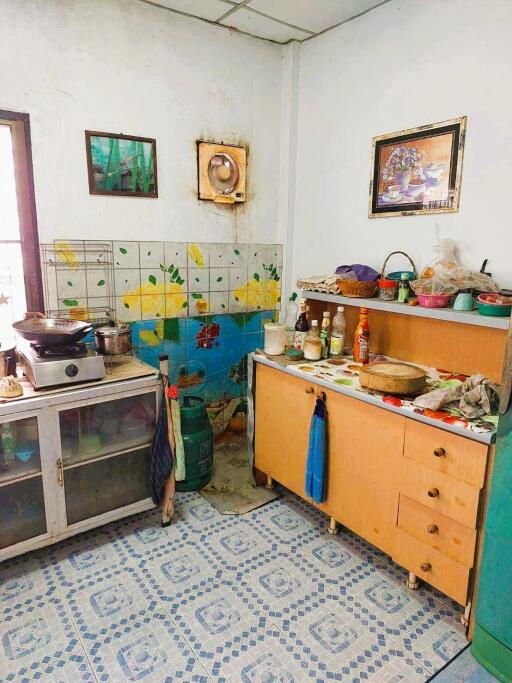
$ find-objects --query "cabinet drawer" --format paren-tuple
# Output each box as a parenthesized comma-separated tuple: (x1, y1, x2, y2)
(398, 458, 480, 527)
(398, 495, 476, 567)
(403, 420, 488, 487)
(393, 528, 470, 605)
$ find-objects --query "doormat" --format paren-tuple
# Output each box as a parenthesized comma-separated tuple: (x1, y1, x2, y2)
(199, 443, 278, 515)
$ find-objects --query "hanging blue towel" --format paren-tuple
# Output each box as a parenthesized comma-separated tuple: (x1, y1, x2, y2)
(305, 396, 327, 504)
(150, 395, 174, 506)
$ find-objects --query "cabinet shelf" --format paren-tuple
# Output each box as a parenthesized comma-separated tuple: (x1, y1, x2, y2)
(304, 291, 510, 330)
(63, 441, 152, 470)
(0, 467, 42, 488)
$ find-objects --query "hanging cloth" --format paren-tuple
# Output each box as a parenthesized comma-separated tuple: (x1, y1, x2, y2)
(150, 386, 174, 507)
(305, 395, 327, 504)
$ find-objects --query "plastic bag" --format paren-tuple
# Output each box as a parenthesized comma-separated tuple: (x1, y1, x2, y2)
(412, 238, 460, 295)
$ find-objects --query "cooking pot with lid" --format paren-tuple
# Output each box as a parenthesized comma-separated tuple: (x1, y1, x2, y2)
(94, 324, 132, 355)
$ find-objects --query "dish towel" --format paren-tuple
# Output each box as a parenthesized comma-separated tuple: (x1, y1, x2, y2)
(150, 393, 174, 506)
(305, 396, 327, 504)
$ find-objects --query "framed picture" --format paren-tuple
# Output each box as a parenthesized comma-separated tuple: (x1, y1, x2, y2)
(369, 116, 466, 218)
(85, 131, 158, 197)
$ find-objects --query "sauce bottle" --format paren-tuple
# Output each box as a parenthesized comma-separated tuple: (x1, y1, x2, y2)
(293, 299, 310, 350)
(353, 307, 370, 364)
(320, 311, 331, 359)
(303, 320, 322, 361)
(330, 306, 346, 357)
(397, 272, 410, 304)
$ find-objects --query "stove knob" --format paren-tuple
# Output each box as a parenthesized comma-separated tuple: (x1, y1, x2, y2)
(65, 363, 79, 377)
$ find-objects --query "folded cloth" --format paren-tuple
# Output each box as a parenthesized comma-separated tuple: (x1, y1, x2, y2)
(336, 264, 380, 282)
(296, 274, 340, 293)
(150, 394, 174, 505)
(413, 374, 499, 418)
(305, 397, 327, 504)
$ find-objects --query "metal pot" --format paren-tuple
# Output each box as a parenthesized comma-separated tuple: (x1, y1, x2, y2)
(94, 324, 131, 355)
(0, 344, 17, 378)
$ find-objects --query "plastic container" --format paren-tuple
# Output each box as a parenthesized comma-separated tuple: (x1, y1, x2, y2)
(263, 323, 286, 356)
(416, 293, 451, 308)
(476, 293, 512, 317)
(378, 279, 398, 301)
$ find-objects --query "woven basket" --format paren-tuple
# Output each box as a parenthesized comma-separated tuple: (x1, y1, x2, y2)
(380, 250, 418, 280)
(338, 280, 378, 298)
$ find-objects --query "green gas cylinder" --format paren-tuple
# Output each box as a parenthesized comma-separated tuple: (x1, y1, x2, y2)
(175, 396, 213, 492)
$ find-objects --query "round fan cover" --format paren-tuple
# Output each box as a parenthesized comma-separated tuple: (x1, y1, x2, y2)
(207, 153, 240, 195)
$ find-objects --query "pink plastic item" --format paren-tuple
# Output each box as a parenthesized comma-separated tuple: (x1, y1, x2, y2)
(416, 293, 451, 308)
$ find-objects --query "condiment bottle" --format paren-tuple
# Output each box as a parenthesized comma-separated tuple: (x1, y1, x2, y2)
(284, 294, 299, 351)
(293, 299, 310, 350)
(303, 320, 322, 361)
(329, 306, 346, 357)
(397, 272, 410, 304)
(353, 307, 370, 364)
(320, 311, 331, 359)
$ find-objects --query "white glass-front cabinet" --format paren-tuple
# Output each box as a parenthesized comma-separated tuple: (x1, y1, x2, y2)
(0, 375, 159, 562)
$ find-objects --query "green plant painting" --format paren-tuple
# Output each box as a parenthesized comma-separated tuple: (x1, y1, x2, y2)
(86, 132, 157, 197)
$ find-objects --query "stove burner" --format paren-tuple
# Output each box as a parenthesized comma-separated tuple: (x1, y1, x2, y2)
(30, 342, 88, 359)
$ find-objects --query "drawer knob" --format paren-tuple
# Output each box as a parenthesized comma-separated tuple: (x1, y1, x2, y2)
(428, 487, 440, 498)
(433, 448, 446, 457)
(305, 387, 314, 394)
(421, 562, 432, 572)
(427, 524, 439, 534)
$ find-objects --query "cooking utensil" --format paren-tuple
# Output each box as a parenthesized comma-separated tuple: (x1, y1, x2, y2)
(12, 318, 92, 348)
(359, 361, 427, 395)
(0, 343, 17, 377)
(94, 324, 131, 355)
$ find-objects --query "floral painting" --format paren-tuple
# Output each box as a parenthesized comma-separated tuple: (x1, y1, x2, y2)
(369, 116, 466, 217)
(85, 131, 157, 197)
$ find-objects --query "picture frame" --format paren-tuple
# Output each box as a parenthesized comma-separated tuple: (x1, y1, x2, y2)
(369, 116, 466, 218)
(85, 130, 158, 197)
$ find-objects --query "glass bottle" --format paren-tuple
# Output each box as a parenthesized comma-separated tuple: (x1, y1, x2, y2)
(293, 299, 310, 350)
(353, 307, 370, 364)
(320, 311, 331, 359)
(303, 320, 322, 361)
(329, 306, 346, 357)
(397, 272, 410, 304)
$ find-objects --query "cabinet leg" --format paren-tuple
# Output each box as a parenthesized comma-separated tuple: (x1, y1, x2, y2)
(406, 571, 420, 590)
(461, 602, 471, 629)
(327, 517, 338, 535)
(265, 475, 274, 490)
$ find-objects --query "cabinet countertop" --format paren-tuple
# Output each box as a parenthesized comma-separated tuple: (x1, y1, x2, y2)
(252, 353, 495, 446)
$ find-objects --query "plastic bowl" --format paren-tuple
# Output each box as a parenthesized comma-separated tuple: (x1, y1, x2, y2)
(416, 293, 451, 308)
(477, 301, 512, 317)
(386, 270, 417, 282)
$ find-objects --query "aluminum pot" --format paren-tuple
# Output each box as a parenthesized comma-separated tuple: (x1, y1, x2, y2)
(94, 324, 131, 355)
(0, 344, 17, 378)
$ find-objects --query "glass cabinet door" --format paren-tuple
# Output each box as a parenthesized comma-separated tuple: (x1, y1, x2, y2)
(59, 392, 156, 467)
(0, 416, 47, 549)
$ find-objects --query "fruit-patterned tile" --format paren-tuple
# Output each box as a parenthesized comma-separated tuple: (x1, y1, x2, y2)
(116, 295, 141, 321)
(164, 241, 187, 268)
(228, 288, 247, 313)
(209, 267, 228, 292)
(113, 268, 140, 297)
(140, 267, 164, 289)
(141, 294, 165, 320)
(165, 293, 189, 318)
(188, 292, 210, 316)
(189, 267, 210, 292)
(209, 291, 229, 315)
(187, 242, 210, 269)
(209, 243, 231, 267)
(85, 268, 111, 298)
(139, 241, 164, 269)
(228, 266, 246, 290)
(56, 268, 87, 301)
(229, 243, 248, 267)
(113, 241, 140, 268)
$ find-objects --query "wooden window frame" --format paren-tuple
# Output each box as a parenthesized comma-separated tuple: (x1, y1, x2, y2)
(0, 109, 44, 313)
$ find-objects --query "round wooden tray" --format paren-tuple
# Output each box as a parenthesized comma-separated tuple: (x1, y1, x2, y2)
(359, 361, 427, 395)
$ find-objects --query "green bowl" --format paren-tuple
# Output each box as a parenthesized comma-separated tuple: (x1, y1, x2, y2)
(477, 301, 512, 317)
(386, 270, 417, 281)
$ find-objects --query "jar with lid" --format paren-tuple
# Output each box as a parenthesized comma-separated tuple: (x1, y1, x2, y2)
(378, 279, 398, 301)
(264, 323, 286, 355)
(303, 321, 322, 361)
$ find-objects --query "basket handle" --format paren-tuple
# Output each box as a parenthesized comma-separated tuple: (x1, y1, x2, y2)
(380, 251, 417, 279)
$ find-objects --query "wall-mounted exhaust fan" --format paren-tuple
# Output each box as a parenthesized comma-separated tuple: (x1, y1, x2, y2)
(197, 141, 246, 204)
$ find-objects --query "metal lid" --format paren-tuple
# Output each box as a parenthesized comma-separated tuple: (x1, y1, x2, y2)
(95, 324, 130, 337)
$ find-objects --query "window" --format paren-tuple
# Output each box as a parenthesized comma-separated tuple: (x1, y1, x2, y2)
(0, 111, 43, 346)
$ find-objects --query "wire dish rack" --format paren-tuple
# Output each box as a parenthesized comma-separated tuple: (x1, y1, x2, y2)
(40, 241, 115, 325)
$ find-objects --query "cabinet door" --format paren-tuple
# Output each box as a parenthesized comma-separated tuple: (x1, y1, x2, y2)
(57, 388, 157, 530)
(0, 413, 48, 551)
(254, 364, 329, 511)
(326, 392, 405, 555)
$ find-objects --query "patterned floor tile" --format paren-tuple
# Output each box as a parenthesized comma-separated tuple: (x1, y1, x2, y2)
(248, 497, 323, 545)
(198, 518, 276, 572)
(339, 562, 454, 638)
(430, 646, 498, 682)
(350, 646, 430, 682)
(0, 551, 57, 617)
(211, 626, 309, 681)
(399, 610, 468, 673)
(47, 528, 127, 588)
(281, 592, 389, 680)
(139, 538, 224, 609)
(177, 497, 225, 534)
(0, 596, 81, 679)
(166, 575, 269, 674)
(2, 645, 97, 682)
(83, 608, 209, 682)
(234, 552, 327, 627)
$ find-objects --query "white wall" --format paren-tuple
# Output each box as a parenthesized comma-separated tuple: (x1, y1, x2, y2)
(0, 0, 283, 245)
(292, 0, 512, 287)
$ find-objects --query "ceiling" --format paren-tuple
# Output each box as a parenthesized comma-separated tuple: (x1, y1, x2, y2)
(138, 0, 391, 44)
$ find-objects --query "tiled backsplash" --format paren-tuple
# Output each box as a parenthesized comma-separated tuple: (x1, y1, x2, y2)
(42, 241, 283, 322)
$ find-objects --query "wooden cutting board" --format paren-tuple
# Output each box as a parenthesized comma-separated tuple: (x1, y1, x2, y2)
(359, 362, 427, 395)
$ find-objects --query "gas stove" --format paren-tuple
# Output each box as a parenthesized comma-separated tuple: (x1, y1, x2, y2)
(18, 340, 106, 390)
